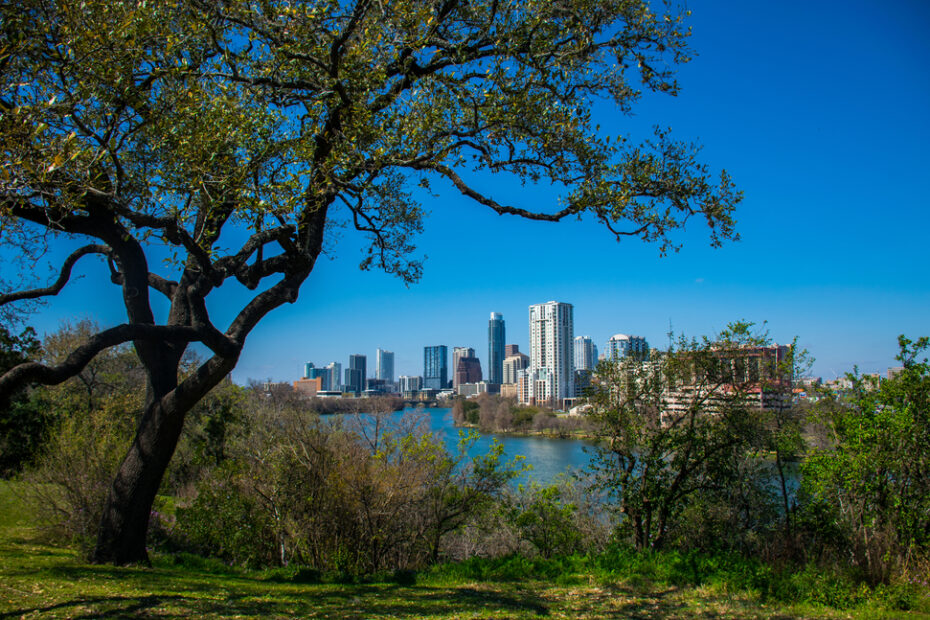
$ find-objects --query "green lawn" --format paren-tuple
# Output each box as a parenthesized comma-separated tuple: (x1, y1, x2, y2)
(0, 480, 924, 619)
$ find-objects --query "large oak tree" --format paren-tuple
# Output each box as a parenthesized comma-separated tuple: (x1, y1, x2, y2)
(0, 0, 740, 564)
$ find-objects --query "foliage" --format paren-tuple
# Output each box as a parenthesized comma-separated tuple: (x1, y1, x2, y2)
(586, 322, 796, 551)
(170, 463, 279, 568)
(506, 482, 587, 559)
(801, 335, 930, 585)
(40, 319, 146, 414)
(165, 379, 248, 493)
(25, 397, 139, 553)
(173, 397, 524, 574)
(21, 322, 145, 552)
(0, 325, 45, 475)
(452, 394, 593, 436)
(4, 477, 930, 617)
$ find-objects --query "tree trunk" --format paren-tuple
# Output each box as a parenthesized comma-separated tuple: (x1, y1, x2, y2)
(91, 350, 240, 564)
(92, 388, 186, 565)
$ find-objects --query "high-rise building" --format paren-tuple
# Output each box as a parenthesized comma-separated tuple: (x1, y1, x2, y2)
(398, 375, 422, 393)
(345, 354, 367, 393)
(573, 336, 598, 371)
(605, 334, 650, 361)
(326, 361, 342, 391)
(520, 301, 574, 406)
(309, 366, 330, 390)
(452, 346, 474, 389)
(502, 352, 529, 384)
(302, 362, 330, 390)
(423, 345, 448, 390)
(455, 355, 482, 387)
(376, 348, 394, 382)
(504, 344, 521, 357)
(488, 312, 505, 385)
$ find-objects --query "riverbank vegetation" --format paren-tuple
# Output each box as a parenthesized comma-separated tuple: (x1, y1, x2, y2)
(1, 322, 929, 617)
(451, 394, 595, 437)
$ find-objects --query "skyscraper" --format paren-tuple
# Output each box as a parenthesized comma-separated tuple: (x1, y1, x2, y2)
(325, 361, 342, 391)
(398, 375, 422, 393)
(488, 312, 505, 385)
(346, 354, 367, 394)
(502, 351, 529, 384)
(605, 334, 650, 361)
(423, 345, 448, 390)
(454, 354, 482, 387)
(521, 301, 574, 406)
(573, 336, 598, 371)
(376, 348, 394, 383)
(452, 346, 474, 389)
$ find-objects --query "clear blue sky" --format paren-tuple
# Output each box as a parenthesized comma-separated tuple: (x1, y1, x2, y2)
(7, 0, 930, 382)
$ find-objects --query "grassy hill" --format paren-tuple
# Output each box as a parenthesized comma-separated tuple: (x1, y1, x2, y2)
(1, 480, 925, 619)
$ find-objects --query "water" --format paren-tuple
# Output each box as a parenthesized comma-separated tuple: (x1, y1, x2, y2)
(338, 407, 800, 495)
(341, 406, 596, 485)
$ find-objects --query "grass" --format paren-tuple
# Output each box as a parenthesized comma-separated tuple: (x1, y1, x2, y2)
(1, 479, 927, 619)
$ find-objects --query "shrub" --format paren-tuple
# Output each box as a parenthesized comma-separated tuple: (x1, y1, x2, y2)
(25, 392, 139, 554)
(173, 467, 278, 567)
(170, 403, 523, 575)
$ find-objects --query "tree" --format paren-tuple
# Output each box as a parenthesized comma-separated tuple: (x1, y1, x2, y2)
(0, 0, 740, 564)
(0, 324, 42, 475)
(801, 336, 930, 584)
(587, 323, 792, 551)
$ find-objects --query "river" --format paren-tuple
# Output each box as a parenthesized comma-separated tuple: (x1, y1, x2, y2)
(341, 406, 800, 493)
(343, 406, 595, 485)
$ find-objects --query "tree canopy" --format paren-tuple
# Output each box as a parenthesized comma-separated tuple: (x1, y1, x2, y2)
(0, 0, 740, 564)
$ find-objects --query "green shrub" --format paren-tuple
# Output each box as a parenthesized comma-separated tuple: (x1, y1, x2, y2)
(173, 469, 278, 568)
(25, 393, 138, 555)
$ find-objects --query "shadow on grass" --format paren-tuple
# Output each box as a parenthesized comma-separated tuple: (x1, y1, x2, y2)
(3, 571, 557, 619)
(6, 576, 754, 620)
(581, 581, 691, 619)
(0, 594, 193, 619)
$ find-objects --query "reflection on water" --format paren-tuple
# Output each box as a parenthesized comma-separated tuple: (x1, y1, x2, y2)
(341, 407, 595, 485)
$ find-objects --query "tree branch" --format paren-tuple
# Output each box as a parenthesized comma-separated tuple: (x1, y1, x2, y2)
(0, 322, 238, 401)
(415, 163, 581, 221)
(0, 244, 110, 306)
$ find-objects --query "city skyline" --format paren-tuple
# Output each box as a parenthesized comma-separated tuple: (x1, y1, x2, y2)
(4, 0, 927, 385)
(291, 300, 658, 383)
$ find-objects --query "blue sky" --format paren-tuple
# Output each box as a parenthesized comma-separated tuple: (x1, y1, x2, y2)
(7, 0, 930, 382)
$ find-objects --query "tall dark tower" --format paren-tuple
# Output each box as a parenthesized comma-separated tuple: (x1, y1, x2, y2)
(346, 354, 367, 393)
(488, 312, 505, 385)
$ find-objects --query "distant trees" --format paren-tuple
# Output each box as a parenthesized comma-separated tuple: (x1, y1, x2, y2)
(0, 0, 740, 564)
(451, 394, 592, 436)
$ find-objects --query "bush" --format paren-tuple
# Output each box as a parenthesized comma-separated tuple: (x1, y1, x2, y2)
(169, 402, 523, 575)
(25, 393, 139, 554)
(800, 336, 930, 585)
(505, 478, 611, 558)
(173, 467, 278, 567)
